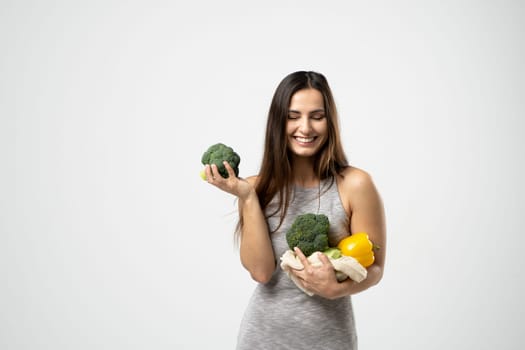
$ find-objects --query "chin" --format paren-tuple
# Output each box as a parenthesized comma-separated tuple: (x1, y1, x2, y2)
(290, 147, 319, 158)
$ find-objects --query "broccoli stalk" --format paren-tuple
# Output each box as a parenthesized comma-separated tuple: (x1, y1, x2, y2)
(285, 213, 330, 256)
(323, 247, 342, 259)
(201, 143, 241, 179)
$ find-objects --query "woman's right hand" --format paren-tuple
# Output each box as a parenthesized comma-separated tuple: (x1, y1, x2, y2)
(203, 161, 254, 200)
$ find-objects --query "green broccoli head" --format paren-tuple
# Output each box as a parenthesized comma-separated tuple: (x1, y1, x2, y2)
(201, 143, 241, 178)
(286, 213, 330, 256)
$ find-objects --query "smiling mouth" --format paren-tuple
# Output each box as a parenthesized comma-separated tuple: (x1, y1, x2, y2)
(294, 136, 316, 143)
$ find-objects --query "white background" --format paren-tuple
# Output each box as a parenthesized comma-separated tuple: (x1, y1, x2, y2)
(1, 0, 524, 349)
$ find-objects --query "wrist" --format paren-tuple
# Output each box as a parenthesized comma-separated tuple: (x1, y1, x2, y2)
(239, 188, 258, 204)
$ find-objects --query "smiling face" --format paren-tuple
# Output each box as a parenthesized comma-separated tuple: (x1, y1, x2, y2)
(286, 88, 328, 159)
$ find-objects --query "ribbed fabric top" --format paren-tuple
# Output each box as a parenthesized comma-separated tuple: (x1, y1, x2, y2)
(236, 177, 357, 350)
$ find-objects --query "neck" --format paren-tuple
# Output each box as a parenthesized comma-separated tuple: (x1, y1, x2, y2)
(291, 157, 318, 188)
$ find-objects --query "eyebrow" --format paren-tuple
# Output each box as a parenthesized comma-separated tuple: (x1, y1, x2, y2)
(288, 109, 325, 114)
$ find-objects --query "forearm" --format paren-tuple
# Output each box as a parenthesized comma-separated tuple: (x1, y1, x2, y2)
(329, 264, 383, 299)
(238, 190, 275, 283)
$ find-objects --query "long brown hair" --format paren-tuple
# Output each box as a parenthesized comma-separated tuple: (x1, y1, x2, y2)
(237, 71, 348, 238)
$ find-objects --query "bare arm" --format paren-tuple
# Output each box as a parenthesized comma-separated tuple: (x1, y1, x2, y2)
(290, 167, 386, 299)
(204, 162, 275, 283)
(237, 181, 276, 283)
(329, 167, 386, 298)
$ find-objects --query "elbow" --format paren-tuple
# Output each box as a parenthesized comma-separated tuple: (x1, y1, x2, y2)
(247, 265, 275, 284)
(367, 264, 384, 287)
(241, 256, 275, 284)
(251, 271, 273, 284)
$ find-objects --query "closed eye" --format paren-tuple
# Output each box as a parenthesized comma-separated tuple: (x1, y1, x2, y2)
(310, 113, 325, 120)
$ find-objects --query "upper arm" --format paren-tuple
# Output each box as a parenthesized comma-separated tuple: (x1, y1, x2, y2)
(340, 167, 386, 268)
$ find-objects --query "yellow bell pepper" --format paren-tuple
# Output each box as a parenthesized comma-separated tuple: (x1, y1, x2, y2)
(337, 232, 378, 268)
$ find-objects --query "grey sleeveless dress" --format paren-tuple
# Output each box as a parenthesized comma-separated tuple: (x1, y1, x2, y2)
(236, 178, 357, 350)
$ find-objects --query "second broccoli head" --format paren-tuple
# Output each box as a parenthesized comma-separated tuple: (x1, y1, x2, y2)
(201, 143, 241, 178)
(286, 213, 330, 257)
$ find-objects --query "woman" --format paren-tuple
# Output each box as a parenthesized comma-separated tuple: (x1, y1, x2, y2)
(203, 71, 386, 350)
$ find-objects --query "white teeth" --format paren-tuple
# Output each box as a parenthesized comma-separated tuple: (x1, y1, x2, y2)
(296, 137, 315, 143)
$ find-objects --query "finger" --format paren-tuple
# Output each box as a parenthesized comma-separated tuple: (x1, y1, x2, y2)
(210, 164, 221, 180)
(204, 165, 213, 182)
(290, 268, 309, 287)
(294, 247, 310, 268)
(223, 161, 236, 178)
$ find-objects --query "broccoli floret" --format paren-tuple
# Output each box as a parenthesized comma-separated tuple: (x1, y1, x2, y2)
(286, 213, 330, 256)
(201, 143, 241, 178)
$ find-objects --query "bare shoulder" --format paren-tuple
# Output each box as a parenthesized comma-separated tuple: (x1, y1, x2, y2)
(337, 166, 382, 212)
(339, 166, 376, 192)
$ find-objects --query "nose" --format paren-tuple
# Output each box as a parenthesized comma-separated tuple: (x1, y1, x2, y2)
(298, 116, 312, 134)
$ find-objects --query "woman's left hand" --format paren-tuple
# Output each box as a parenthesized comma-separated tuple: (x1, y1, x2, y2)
(290, 247, 340, 299)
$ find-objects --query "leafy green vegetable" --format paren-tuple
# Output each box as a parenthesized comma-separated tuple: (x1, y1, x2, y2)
(286, 213, 330, 256)
(201, 143, 240, 178)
